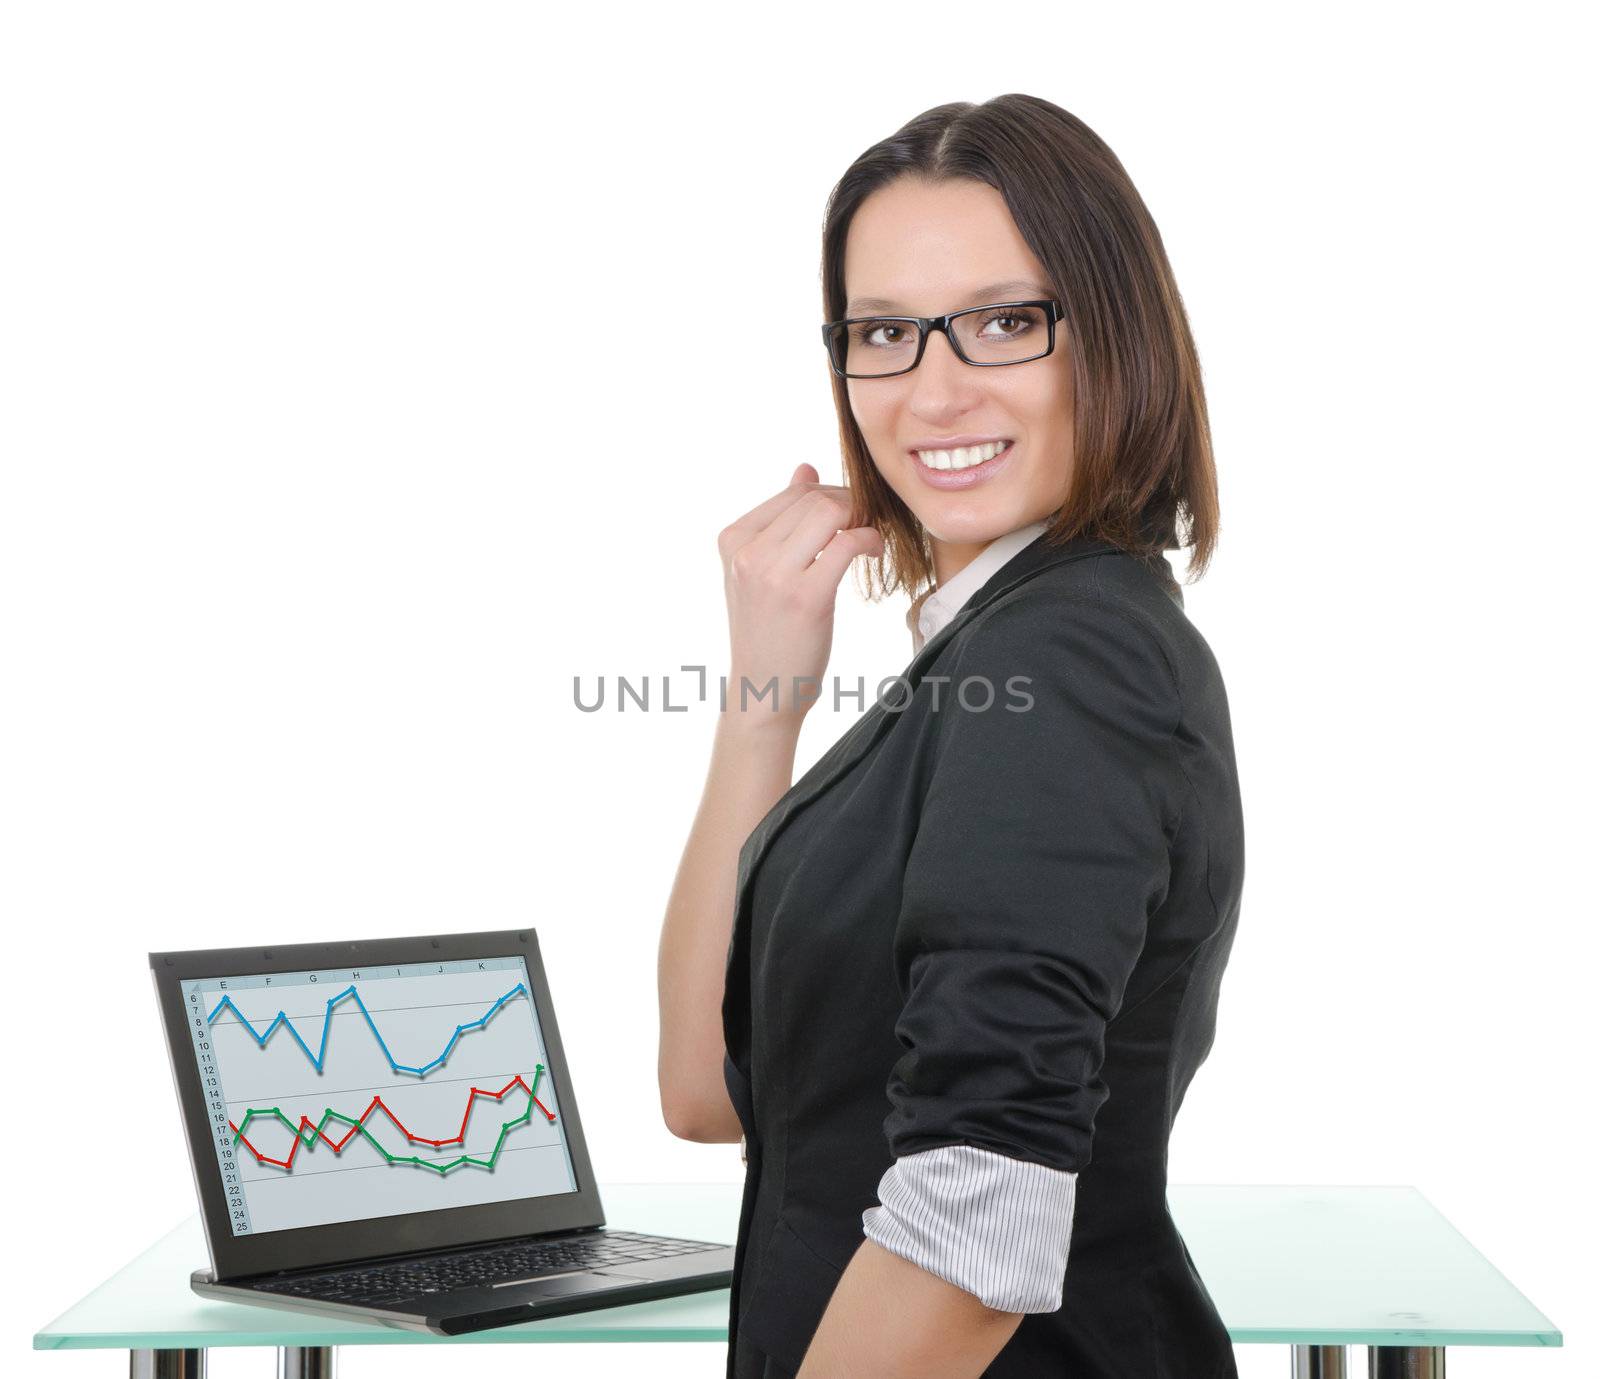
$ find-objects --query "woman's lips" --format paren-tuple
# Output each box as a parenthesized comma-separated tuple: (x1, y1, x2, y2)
(910, 439, 1016, 490)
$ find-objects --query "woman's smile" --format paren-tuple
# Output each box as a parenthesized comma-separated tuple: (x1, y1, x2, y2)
(908, 437, 1017, 490)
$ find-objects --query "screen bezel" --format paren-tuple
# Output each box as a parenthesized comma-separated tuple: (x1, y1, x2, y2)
(149, 928, 604, 1281)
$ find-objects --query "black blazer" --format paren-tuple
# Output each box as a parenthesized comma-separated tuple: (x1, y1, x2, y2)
(720, 531, 1245, 1378)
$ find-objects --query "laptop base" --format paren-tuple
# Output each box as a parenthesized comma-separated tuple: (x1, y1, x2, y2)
(192, 1241, 735, 1336)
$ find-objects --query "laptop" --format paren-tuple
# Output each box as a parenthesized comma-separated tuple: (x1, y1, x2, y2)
(149, 928, 736, 1336)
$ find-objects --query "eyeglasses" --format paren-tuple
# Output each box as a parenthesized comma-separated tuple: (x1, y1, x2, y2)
(820, 299, 1064, 379)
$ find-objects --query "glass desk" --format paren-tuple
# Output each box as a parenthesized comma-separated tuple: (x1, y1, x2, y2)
(33, 1182, 1562, 1376)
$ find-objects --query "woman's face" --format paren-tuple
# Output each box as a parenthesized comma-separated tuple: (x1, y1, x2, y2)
(842, 177, 1075, 580)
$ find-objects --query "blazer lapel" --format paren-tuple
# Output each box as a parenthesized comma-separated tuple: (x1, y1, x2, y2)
(723, 531, 1123, 1049)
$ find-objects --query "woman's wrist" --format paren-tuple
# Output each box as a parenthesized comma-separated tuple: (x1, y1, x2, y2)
(715, 699, 807, 741)
(720, 664, 814, 736)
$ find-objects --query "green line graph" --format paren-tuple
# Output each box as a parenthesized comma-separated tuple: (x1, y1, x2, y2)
(231, 1067, 548, 1176)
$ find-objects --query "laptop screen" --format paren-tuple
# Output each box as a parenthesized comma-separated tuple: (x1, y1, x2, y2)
(178, 954, 579, 1237)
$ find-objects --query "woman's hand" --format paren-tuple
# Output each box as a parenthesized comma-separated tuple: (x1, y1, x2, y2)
(660, 461, 875, 1142)
(717, 462, 884, 730)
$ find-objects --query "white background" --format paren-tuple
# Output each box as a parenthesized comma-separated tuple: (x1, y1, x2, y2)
(3, 3, 1594, 1376)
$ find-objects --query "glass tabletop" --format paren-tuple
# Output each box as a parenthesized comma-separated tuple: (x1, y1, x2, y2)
(1176, 1184, 1560, 1348)
(32, 1182, 1561, 1351)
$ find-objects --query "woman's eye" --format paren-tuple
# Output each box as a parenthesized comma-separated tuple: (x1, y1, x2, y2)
(858, 322, 905, 347)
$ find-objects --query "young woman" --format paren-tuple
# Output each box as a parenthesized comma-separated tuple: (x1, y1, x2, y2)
(658, 93, 1245, 1379)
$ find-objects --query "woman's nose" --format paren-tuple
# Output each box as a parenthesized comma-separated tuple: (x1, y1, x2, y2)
(909, 328, 981, 402)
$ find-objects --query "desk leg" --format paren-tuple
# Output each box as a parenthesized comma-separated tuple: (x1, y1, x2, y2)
(129, 1352, 206, 1378)
(1292, 1345, 1348, 1377)
(278, 1346, 336, 1378)
(1368, 1347, 1444, 1378)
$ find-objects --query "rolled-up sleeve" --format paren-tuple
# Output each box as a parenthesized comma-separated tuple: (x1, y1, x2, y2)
(862, 590, 1185, 1310)
(863, 1144, 1077, 1311)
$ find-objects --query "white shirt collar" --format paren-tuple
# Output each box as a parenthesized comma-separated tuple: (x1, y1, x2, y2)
(911, 519, 1051, 653)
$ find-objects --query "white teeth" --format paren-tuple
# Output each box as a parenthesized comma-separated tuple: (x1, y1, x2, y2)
(914, 440, 1008, 470)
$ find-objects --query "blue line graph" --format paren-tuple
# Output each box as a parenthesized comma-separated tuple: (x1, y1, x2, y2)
(206, 982, 530, 1077)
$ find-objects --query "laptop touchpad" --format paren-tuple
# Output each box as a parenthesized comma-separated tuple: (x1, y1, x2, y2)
(493, 1271, 641, 1297)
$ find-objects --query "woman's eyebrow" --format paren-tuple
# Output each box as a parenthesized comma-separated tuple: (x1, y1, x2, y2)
(845, 279, 1049, 314)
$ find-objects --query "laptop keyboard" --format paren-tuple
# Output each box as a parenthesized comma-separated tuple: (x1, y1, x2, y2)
(251, 1230, 725, 1307)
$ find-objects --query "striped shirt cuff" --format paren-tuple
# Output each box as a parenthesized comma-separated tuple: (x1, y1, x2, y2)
(861, 1144, 1077, 1313)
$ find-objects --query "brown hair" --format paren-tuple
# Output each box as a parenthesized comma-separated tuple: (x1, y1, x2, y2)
(821, 93, 1219, 610)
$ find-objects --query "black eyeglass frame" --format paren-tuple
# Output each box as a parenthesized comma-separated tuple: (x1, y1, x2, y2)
(820, 298, 1065, 379)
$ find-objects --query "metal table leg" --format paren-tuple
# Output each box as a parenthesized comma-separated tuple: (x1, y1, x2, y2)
(278, 1346, 336, 1378)
(1368, 1347, 1444, 1378)
(1293, 1345, 1348, 1377)
(130, 1352, 206, 1378)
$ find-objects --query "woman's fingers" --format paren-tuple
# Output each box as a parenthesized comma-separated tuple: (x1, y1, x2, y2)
(771, 488, 870, 577)
(717, 465, 846, 558)
(762, 484, 858, 553)
(717, 463, 882, 727)
(806, 522, 885, 591)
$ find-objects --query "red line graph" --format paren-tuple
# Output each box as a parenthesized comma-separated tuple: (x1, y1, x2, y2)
(229, 1074, 555, 1170)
